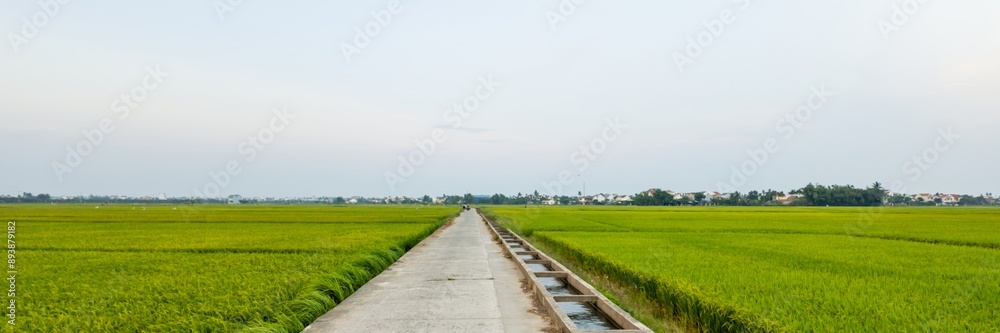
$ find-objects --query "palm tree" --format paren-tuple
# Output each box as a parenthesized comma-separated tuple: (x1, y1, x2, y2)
(869, 182, 887, 205)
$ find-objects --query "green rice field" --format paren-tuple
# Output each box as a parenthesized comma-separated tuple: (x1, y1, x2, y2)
(5, 205, 458, 333)
(484, 206, 1000, 332)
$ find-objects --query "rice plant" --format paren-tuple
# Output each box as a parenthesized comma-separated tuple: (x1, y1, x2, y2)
(6, 204, 458, 333)
(485, 206, 1000, 332)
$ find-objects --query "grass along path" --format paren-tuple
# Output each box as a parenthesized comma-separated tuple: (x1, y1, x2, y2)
(484, 206, 1000, 332)
(7, 205, 458, 333)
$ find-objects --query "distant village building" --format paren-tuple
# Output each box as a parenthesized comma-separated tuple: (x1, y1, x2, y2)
(227, 195, 242, 204)
(615, 195, 633, 205)
(938, 194, 961, 206)
(912, 193, 933, 203)
(775, 194, 803, 205)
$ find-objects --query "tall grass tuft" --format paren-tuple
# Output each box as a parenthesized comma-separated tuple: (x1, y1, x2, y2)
(238, 213, 454, 333)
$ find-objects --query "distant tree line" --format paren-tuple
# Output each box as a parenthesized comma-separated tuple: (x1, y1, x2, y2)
(712, 190, 786, 206)
(633, 189, 699, 206)
(886, 193, 997, 206)
(788, 183, 887, 206)
(956, 195, 994, 206)
(631, 182, 1000, 207)
(0, 193, 217, 204)
(4, 186, 996, 207)
(0, 192, 51, 203)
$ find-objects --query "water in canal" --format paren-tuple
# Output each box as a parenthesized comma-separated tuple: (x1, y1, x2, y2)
(526, 263, 552, 272)
(557, 301, 619, 330)
(537, 277, 580, 295)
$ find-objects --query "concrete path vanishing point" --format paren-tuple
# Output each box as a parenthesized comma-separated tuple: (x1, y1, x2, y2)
(303, 210, 552, 333)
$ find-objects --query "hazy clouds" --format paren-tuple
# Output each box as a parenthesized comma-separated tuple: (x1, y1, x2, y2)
(1, 0, 997, 197)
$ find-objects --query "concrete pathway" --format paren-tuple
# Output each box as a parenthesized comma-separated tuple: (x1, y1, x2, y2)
(303, 210, 551, 333)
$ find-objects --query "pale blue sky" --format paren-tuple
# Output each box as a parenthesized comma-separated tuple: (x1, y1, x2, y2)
(1, 0, 998, 198)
